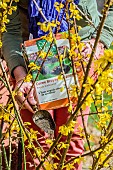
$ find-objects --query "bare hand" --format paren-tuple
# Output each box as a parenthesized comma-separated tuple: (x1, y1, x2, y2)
(15, 80, 37, 113)
(82, 38, 105, 60)
(75, 39, 105, 77)
(13, 66, 37, 113)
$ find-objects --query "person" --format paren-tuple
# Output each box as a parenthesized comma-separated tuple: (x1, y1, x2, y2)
(1, 0, 113, 169)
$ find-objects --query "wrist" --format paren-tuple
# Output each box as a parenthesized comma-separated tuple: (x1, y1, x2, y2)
(13, 66, 27, 82)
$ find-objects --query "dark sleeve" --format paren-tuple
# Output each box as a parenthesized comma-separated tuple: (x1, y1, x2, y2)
(2, 5, 26, 78)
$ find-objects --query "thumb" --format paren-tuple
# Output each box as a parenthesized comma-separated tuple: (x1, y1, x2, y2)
(28, 88, 37, 105)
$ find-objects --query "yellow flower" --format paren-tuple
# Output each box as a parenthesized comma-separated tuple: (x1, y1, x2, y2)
(59, 125, 69, 136)
(74, 156, 84, 165)
(60, 86, 64, 92)
(2, 15, 9, 23)
(75, 14, 82, 20)
(28, 62, 40, 70)
(69, 84, 78, 98)
(44, 162, 53, 170)
(45, 139, 53, 146)
(37, 22, 48, 32)
(24, 122, 31, 126)
(8, 8, 13, 15)
(0, 41, 2, 47)
(36, 148, 42, 157)
(39, 51, 47, 59)
(7, 103, 14, 112)
(54, 2, 64, 13)
(59, 54, 63, 63)
(69, 3, 82, 20)
(97, 113, 111, 129)
(63, 163, 75, 170)
(77, 26, 82, 31)
(1, 26, 7, 32)
(59, 120, 76, 135)
(27, 142, 33, 149)
(44, 32, 53, 42)
(1, 3, 7, 9)
(0, 106, 5, 119)
(37, 21, 56, 32)
(3, 0, 10, 2)
(58, 74, 63, 80)
(11, 120, 20, 132)
(61, 32, 69, 39)
(14, 0, 19, 2)
(68, 103, 73, 113)
(24, 74, 32, 82)
(57, 142, 69, 150)
(11, 6, 17, 11)
(30, 128, 38, 141)
(100, 136, 108, 144)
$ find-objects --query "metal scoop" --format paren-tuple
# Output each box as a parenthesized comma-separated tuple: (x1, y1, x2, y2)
(32, 105, 56, 134)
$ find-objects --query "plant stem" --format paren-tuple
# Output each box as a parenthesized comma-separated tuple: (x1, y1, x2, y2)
(21, 130, 26, 170)
(64, 135, 113, 166)
(1, 141, 9, 170)
(80, 108, 95, 162)
(0, 59, 46, 170)
(8, 117, 12, 170)
(36, 133, 61, 169)
(58, 132, 72, 170)
(0, 77, 8, 88)
(0, 145, 2, 170)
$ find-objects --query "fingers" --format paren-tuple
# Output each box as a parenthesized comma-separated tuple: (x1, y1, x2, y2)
(16, 92, 34, 113)
(15, 82, 36, 113)
(82, 41, 105, 60)
(26, 87, 37, 105)
(2, 122, 9, 133)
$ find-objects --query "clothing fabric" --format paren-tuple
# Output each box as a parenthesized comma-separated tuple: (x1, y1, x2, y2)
(20, 106, 89, 170)
(1, 40, 104, 170)
(28, 0, 80, 38)
(2, 0, 113, 76)
(1, 0, 113, 169)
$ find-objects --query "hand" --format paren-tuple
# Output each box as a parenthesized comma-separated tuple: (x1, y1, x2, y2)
(15, 80, 37, 113)
(82, 38, 105, 60)
(13, 66, 36, 113)
(75, 39, 105, 77)
(81, 39, 105, 77)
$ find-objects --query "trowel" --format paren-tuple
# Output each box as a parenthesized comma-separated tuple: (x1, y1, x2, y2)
(32, 105, 56, 135)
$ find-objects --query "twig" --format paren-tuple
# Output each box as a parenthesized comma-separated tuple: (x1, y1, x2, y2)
(80, 108, 94, 162)
(1, 141, 9, 170)
(73, 3, 97, 29)
(21, 130, 26, 170)
(8, 115, 12, 170)
(64, 135, 113, 166)
(0, 77, 8, 88)
(36, 133, 61, 169)
(97, 150, 113, 170)
(0, 59, 46, 170)
(0, 137, 2, 170)
(58, 132, 72, 170)
(17, 132, 22, 170)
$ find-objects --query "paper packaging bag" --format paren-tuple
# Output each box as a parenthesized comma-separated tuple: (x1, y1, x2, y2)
(23, 34, 75, 110)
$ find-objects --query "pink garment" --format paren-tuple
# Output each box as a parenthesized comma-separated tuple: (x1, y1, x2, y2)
(19, 41, 105, 169)
(1, 40, 105, 170)
(20, 106, 89, 170)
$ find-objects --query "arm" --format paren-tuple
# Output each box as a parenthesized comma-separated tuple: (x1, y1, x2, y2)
(2, 4, 36, 112)
(98, 5, 113, 48)
(2, 5, 26, 78)
(78, 0, 113, 48)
